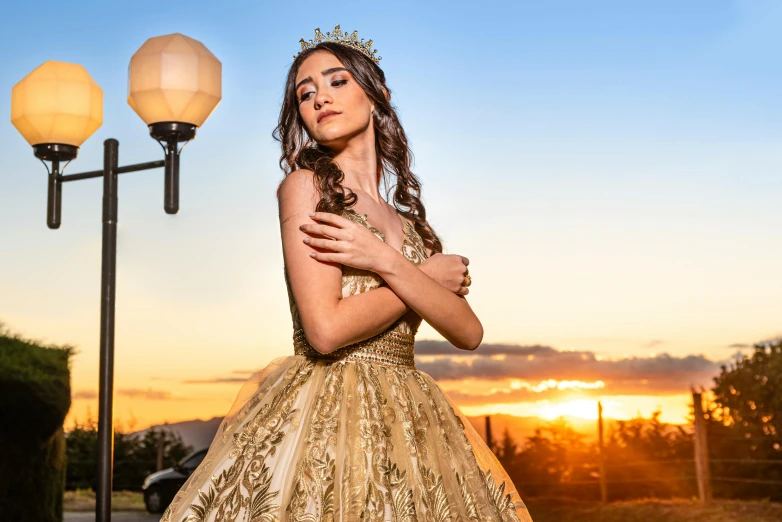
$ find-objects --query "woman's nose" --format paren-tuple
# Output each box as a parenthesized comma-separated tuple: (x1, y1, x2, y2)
(314, 90, 333, 108)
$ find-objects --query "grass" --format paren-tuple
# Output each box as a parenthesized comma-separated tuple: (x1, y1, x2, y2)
(525, 497, 782, 522)
(63, 490, 782, 521)
(63, 489, 146, 512)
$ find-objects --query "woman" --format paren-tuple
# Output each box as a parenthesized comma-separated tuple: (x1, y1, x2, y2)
(161, 25, 533, 522)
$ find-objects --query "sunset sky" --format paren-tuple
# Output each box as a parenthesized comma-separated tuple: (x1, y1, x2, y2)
(1, 0, 780, 433)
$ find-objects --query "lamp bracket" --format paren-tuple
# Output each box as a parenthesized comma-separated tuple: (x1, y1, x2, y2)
(148, 122, 197, 143)
(33, 143, 79, 162)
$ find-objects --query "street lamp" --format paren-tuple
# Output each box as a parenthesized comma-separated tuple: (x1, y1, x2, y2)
(10, 33, 221, 522)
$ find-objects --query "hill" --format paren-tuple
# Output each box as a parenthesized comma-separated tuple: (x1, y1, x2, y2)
(465, 413, 601, 443)
(131, 412, 608, 453)
(130, 416, 223, 452)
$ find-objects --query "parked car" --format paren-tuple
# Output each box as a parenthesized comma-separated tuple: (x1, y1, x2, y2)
(142, 448, 207, 513)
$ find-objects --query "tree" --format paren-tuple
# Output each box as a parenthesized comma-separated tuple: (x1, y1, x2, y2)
(709, 339, 782, 500)
(513, 417, 597, 499)
(496, 426, 520, 470)
(604, 409, 694, 500)
(712, 340, 782, 452)
(66, 414, 193, 491)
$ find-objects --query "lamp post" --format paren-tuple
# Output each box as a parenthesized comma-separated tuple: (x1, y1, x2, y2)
(10, 33, 221, 522)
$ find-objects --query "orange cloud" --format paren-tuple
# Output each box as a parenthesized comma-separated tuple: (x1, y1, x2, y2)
(72, 389, 98, 399)
(414, 340, 723, 400)
(117, 388, 181, 400)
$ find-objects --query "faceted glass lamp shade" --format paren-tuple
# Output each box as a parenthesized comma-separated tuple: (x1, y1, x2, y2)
(127, 33, 222, 127)
(10, 60, 103, 147)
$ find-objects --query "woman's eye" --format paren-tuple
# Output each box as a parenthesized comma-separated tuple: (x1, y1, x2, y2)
(298, 80, 347, 103)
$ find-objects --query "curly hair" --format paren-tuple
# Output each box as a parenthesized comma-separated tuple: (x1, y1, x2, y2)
(272, 41, 443, 255)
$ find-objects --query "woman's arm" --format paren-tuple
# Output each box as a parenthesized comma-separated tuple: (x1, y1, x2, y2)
(374, 251, 482, 351)
(279, 169, 418, 353)
(279, 168, 481, 353)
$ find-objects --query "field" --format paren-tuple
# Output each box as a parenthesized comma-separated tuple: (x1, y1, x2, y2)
(63, 491, 782, 521)
(525, 497, 782, 522)
(64, 489, 146, 512)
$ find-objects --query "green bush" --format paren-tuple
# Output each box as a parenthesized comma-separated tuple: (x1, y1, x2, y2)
(0, 320, 74, 521)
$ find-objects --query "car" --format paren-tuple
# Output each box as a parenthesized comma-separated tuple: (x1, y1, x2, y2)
(141, 448, 207, 514)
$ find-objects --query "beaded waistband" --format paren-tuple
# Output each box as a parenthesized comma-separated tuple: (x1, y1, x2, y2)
(293, 326, 416, 368)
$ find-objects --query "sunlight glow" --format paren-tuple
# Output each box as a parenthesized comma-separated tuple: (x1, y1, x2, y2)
(438, 378, 607, 396)
(456, 393, 693, 424)
(532, 399, 606, 420)
(530, 379, 606, 392)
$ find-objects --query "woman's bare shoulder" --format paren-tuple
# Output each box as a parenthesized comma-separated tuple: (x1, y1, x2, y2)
(278, 169, 318, 225)
(278, 168, 317, 199)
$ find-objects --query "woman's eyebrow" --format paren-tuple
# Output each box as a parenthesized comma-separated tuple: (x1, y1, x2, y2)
(295, 67, 349, 91)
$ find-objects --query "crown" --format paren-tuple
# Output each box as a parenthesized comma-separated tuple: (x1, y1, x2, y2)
(295, 24, 382, 64)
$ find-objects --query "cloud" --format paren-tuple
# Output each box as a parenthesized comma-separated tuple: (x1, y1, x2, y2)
(179, 369, 264, 384)
(181, 377, 249, 384)
(72, 389, 98, 399)
(117, 388, 178, 400)
(76, 388, 185, 401)
(442, 386, 568, 406)
(728, 336, 782, 350)
(178, 341, 729, 406)
(415, 340, 559, 358)
(415, 340, 725, 397)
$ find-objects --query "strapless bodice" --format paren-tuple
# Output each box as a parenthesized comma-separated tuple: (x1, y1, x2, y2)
(284, 208, 430, 368)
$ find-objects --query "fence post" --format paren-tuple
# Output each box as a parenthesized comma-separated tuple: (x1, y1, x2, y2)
(156, 428, 165, 471)
(485, 415, 493, 451)
(598, 401, 607, 503)
(692, 391, 712, 504)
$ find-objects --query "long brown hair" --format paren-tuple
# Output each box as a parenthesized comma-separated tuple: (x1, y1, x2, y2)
(272, 41, 443, 255)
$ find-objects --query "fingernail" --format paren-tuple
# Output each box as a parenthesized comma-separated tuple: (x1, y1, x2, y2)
(303, 237, 310, 243)
(308, 212, 315, 217)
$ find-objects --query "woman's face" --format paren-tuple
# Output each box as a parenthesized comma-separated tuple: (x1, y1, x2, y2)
(295, 50, 374, 148)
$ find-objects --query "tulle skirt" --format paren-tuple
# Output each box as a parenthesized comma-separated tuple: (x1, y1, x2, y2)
(161, 354, 533, 522)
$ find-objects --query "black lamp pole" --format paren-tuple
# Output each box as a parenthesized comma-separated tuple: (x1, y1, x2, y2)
(34, 121, 195, 522)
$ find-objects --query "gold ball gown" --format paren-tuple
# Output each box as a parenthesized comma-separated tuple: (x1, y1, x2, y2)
(161, 208, 534, 522)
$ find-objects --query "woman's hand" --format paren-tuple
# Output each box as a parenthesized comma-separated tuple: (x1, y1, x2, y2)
(300, 211, 397, 272)
(418, 253, 471, 295)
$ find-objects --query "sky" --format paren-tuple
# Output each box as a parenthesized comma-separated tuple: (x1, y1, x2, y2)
(1, 0, 780, 432)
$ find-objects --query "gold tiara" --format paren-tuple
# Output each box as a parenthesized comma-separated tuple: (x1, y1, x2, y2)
(295, 24, 381, 64)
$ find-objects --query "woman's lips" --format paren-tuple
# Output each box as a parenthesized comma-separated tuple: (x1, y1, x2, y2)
(318, 112, 339, 123)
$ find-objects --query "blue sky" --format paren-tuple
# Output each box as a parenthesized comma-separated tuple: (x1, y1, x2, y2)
(1, 0, 780, 428)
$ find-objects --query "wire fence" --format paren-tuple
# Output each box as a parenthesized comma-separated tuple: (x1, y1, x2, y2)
(64, 393, 782, 501)
(484, 392, 782, 502)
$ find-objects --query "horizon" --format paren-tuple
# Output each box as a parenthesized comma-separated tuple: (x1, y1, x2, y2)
(65, 400, 694, 438)
(2, 0, 780, 433)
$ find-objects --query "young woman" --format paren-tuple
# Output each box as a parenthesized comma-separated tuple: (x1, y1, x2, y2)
(161, 25, 533, 522)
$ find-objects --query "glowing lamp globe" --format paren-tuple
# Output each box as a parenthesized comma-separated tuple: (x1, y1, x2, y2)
(127, 33, 221, 143)
(11, 60, 103, 161)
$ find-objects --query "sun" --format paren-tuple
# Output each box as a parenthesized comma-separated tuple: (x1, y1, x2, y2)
(454, 390, 694, 425)
(530, 398, 622, 421)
